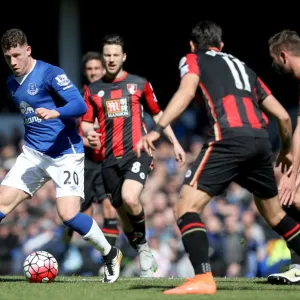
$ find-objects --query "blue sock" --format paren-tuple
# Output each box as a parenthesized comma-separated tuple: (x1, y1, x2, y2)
(63, 212, 93, 236)
(0, 211, 6, 223)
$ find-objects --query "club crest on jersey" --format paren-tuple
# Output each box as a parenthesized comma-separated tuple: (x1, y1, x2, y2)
(55, 74, 71, 86)
(127, 84, 137, 95)
(98, 90, 105, 97)
(27, 82, 39, 96)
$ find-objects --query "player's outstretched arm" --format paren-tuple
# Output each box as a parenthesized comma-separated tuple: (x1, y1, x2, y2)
(136, 73, 198, 158)
(155, 73, 199, 130)
(260, 94, 297, 205)
(260, 94, 292, 165)
(279, 116, 300, 205)
(291, 116, 300, 174)
(152, 111, 186, 166)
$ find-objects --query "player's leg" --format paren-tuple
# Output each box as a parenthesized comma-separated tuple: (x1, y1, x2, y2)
(50, 154, 122, 283)
(0, 147, 49, 223)
(254, 195, 300, 284)
(57, 157, 96, 265)
(266, 176, 300, 284)
(95, 164, 119, 246)
(102, 197, 119, 246)
(165, 140, 243, 295)
(121, 153, 158, 277)
(237, 139, 300, 284)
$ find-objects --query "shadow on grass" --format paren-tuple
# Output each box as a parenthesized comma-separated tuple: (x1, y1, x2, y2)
(0, 277, 24, 282)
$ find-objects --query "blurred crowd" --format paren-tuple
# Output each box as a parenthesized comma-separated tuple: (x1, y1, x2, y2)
(0, 108, 293, 277)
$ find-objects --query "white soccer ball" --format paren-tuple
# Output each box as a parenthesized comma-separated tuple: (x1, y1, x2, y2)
(23, 251, 58, 283)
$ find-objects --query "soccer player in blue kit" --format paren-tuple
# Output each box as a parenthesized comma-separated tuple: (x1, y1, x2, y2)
(0, 28, 122, 283)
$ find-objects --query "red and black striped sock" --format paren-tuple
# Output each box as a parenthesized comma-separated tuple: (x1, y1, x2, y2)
(124, 231, 138, 250)
(177, 212, 211, 275)
(273, 214, 300, 255)
(127, 209, 146, 245)
(102, 218, 119, 246)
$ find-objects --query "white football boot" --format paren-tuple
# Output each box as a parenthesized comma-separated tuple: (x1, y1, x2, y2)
(267, 264, 300, 284)
(137, 243, 158, 277)
(102, 248, 123, 283)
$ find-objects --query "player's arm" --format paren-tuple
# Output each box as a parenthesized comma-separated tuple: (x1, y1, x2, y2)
(261, 94, 297, 205)
(78, 119, 93, 147)
(256, 77, 292, 160)
(80, 88, 101, 149)
(260, 94, 292, 156)
(291, 116, 300, 172)
(36, 67, 87, 120)
(153, 54, 200, 131)
(153, 73, 199, 129)
(81, 120, 100, 148)
(136, 54, 200, 158)
(143, 81, 186, 165)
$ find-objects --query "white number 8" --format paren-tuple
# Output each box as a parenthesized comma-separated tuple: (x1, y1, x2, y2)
(131, 162, 141, 173)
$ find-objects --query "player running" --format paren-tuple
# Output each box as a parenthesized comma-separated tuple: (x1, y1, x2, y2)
(61, 52, 119, 253)
(0, 28, 122, 283)
(81, 34, 186, 277)
(267, 29, 300, 284)
(136, 20, 300, 294)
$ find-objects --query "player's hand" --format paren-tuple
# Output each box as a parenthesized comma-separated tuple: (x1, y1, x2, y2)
(173, 142, 186, 167)
(135, 131, 160, 157)
(35, 108, 60, 120)
(276, 151, 293, 173)
(278, 169, 297, 206)
(87, 130, 101, 149)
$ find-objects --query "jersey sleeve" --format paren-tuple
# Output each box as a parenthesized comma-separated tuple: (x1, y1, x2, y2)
(142, 81, 161, 114)
(254, 77, 272, 104)
(179, 53, 200, 78)
(44, 65, 86, 118)
(81, 86, 95, 123)
(44, 66, 79, 94)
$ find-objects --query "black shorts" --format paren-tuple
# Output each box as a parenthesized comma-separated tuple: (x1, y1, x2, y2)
(102, 152, 153, 207)
(183, 137, 278, 199)
(81, 158, 107, 212)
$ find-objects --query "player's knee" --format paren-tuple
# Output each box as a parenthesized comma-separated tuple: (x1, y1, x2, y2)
(58, 210, 80, 222)
(0, 185, 29, 215)
(174, 184, 210, 219)
(173, 196, 204, 220)
(56, 196, 81, 222)
(122, 194, 139, 210)
(260, 200, 286, 227)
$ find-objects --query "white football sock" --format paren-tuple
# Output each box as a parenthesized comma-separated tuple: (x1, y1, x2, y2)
(83, 219, 112, 256)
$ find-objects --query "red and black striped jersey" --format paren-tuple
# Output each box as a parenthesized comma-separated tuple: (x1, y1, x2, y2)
(77, 84, 102, 162)
(82, 71, 161, 163)
(179, 48, 271, 142)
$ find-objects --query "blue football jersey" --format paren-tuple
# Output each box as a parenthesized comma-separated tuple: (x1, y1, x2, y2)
(6, 60, 85, 158)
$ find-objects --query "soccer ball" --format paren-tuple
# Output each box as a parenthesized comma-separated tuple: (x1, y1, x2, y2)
(23, 251, 58, 283)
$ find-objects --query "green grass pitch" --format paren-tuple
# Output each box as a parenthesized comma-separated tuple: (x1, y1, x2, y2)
(1, 276, 300, 300)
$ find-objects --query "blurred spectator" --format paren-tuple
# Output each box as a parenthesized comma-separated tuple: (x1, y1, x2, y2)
(0, 110, 292, 277)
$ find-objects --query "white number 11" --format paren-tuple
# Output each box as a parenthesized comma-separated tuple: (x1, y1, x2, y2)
(222, 56, 251, 92)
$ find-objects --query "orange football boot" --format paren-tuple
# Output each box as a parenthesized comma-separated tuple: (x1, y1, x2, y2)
(164, 272, 217, 295)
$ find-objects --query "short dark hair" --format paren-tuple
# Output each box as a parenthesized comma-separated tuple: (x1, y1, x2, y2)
(268, 30, 300, 57)
(191, 20, 222, 50)
(81, 51, 105, 70)
(1, 28, 28, 51)
(101, 34, 126, 53)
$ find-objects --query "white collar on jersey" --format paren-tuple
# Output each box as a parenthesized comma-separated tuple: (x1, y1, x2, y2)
(15, 59, 37, 85)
